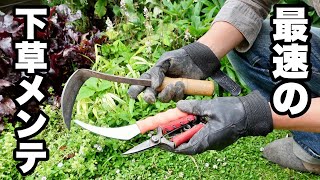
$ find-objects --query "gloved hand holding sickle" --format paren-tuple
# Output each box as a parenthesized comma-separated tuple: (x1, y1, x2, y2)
(61, 42, 273, 155)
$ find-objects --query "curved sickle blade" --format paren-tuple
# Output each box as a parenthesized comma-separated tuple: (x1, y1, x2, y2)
(123, 139, 157, 155)
(61, 70, 90, 129)
(74, 120, 141, 140)
(61, 69, 152, 129)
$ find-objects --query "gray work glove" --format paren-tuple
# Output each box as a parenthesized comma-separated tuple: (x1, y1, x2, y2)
(128, 42, 220, 104)
(163, 91, 273, 155)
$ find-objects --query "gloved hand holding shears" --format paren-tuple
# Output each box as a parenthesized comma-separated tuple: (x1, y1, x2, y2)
(125, 42, 275, 155)
(161, 91, 274, 155)
(123, 90, 274, 155)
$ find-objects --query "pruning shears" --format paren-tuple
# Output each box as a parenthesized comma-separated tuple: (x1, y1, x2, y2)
(123, 115, 205, 155)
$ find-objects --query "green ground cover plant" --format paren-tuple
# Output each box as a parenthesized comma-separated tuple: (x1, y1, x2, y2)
(0, 0, 319, 179)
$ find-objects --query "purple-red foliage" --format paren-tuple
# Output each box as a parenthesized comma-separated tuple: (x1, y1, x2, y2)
(0, 5, 106, 129)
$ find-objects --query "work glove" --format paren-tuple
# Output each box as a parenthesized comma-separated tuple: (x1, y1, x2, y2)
(128, 42, 220, 104)
(162, 91, 273, 155)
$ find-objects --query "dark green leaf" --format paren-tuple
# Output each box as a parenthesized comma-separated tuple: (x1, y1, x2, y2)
(94, 0, 107, 18)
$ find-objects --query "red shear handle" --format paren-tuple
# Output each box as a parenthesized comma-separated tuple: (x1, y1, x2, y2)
(159, 115, 195, 134)
(171, 123, 204, 147)
(136, 108, 188, 134)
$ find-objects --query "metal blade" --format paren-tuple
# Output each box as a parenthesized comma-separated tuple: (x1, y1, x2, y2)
(74, 120, 141, 140)
(62, 69, 152, 129)
(79, 69, 152, 86)
(123, 139, 157, 155)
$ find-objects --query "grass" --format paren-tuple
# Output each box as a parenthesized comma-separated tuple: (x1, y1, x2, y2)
(1, 104, 319, 179)
(108, 131, 319, 179)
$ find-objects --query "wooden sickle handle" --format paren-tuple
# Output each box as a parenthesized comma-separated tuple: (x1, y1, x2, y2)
(157, 77, 214, 96)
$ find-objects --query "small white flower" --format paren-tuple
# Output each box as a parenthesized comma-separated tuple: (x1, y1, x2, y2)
(143, 7, 148, 14)
(179, 172, 184, 177)
(213, 164, 218, 169)
(222, 162, 227, 166)
(97, 146, 103, 152)
(120, 0, 126, 8)
(41, 177, 47, 180)
(217, 158, 222, 162)
(116, 169, 120, 174)
(205, 163, 209, 167)
(143, 7, 149, 19)
(120, 0, 129, 18)
(146, 46, 152, 54)
(223, 157, 226, 161)
(260, 147, 264, 152)
(145, 40, 152, 54)
(105, 17, 114, 30)
(94, 144, 98, 148)
(184, 31, 191, 40)
(57, 162, 63, 168)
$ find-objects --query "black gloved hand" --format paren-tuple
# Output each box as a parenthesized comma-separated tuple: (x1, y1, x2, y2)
(162, 91, 273, 155)
(128, 42, 220, 104)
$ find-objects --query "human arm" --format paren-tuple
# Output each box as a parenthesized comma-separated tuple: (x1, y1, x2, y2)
(197, 22, 244, 59)
(161, 91, 320, 155)
(272, 98, 320, 132)
(210, 0, 279, 52)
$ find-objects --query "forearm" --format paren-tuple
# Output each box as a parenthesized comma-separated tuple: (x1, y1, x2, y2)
(272, 98, 320, 132)
(198, 0, 280, 57)
(197, 22, 244, 59)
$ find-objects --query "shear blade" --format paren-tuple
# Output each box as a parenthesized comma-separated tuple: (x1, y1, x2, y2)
(74, 120, 141, 140)
(123, 140, 157, 155)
